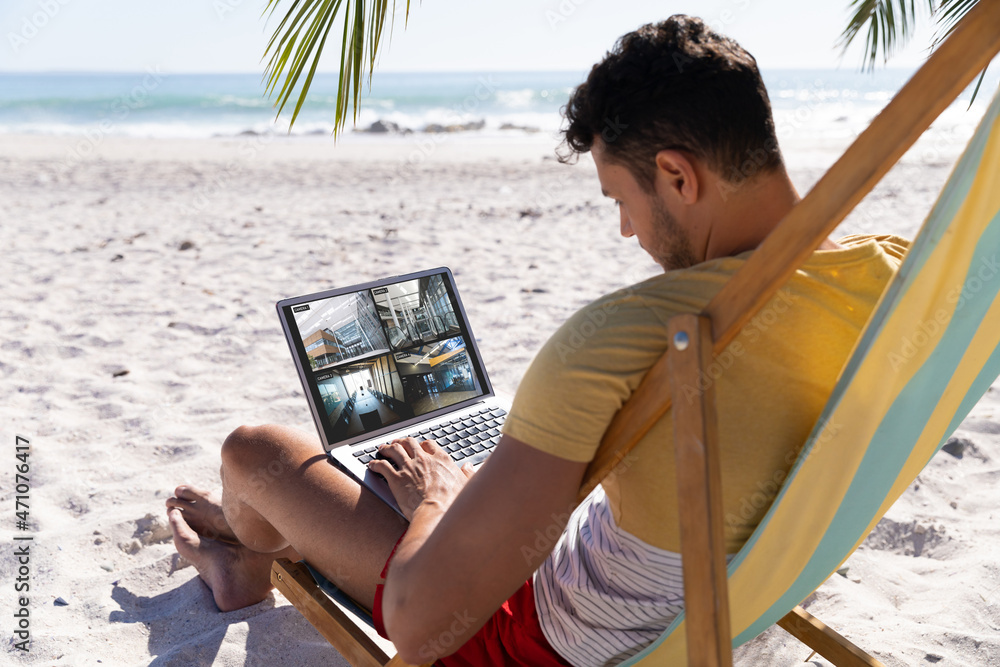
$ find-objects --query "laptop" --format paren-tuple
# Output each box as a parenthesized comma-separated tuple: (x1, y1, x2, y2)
(276, 267, 511, 517)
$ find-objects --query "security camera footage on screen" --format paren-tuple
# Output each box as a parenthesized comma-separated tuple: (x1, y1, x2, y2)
(291, 274, 484, 443)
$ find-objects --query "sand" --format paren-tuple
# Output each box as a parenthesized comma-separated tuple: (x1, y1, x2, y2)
(1, 129, 998, 666)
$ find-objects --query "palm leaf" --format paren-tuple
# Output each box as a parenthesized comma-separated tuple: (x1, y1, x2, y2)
(930, 0, 979, 48)
(262, 0, 412, 135)
(837, 0, 934, 69)
(928, 0, 987, 108)
(839, 0, 989, 105)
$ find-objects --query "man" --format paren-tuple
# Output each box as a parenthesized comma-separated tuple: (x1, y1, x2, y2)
(167, 15, 907, 666)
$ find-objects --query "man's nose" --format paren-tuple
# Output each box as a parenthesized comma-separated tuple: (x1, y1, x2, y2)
(620, 208, 634, 238)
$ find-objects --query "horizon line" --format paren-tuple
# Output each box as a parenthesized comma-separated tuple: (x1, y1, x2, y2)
(0, 65, 923, 76)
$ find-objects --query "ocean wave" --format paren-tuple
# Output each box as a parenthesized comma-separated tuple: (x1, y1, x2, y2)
(495, 88, 537, 109)
(203, 94, 272, 109)
(3, 69, 996, 143)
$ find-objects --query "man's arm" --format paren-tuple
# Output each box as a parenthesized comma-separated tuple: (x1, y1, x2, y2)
(375, 434, 586, 665)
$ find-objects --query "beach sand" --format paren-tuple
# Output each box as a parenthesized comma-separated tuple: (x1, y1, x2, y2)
(1, 130, 998, 666)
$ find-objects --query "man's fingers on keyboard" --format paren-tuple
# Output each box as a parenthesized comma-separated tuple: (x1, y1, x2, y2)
(367, 458, 398, 478)
(375, 444, 405, 469)
(418, 439, 441, 454)
(389, 437, 419, 456)
(380, 441, 408, 460)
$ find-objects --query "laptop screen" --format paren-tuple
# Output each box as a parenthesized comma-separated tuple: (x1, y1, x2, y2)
(278, 269, 492, 450)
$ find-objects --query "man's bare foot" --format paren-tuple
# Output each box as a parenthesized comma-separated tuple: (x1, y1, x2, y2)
(166, 485, 238, 544)
(167, 507, 275, 611)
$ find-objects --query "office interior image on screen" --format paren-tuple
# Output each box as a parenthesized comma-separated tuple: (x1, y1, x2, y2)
(372, 275, 461, 350)
(292, 274, 484, 444)
(395, 336, 481, 415)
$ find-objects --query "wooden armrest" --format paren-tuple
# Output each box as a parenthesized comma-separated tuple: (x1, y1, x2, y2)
(272, 558, 393, 667)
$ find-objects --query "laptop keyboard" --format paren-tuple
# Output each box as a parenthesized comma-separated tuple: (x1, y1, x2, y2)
(352, 406, 508, 468)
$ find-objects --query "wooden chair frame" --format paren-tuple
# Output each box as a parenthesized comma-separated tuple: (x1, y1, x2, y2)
(272, 2, 1000, 664)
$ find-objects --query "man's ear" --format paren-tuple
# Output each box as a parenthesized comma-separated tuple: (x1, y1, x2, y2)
(654, 149, 699, 204)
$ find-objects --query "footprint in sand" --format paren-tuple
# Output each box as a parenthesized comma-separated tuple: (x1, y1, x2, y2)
(864, 517, 952, 558)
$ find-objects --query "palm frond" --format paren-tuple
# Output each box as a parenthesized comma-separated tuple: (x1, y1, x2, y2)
(837, 0, 934, 70)
(966, 67, 989, 109)
(262, 0, 411, 135)
(930, 0, 979, 48)
(931, 0, 989, 110)
(839, 0, 989, 106)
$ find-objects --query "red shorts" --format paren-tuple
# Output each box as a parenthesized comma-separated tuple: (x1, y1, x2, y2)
(373, 535, 572, 667)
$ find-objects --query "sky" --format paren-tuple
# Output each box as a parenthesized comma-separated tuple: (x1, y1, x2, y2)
(0, 0, 939, 74)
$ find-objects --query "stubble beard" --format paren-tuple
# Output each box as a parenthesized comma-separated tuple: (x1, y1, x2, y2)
(647, 197, 698, 272)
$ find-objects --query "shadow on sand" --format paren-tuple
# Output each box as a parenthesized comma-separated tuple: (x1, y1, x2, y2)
(110, 573, 348, 666)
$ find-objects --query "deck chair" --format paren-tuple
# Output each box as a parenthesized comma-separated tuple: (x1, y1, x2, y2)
(271, 2, 1000, 665)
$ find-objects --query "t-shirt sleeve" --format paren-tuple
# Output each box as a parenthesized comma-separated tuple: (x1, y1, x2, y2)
(501, 288, 671, 462)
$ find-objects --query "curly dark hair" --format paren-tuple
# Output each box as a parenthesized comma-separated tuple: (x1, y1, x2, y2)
(560, 15, 783, 190)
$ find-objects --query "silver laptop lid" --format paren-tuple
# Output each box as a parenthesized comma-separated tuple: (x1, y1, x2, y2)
(276, 267, 496, 453)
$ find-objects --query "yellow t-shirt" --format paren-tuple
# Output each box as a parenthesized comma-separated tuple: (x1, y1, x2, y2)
(503, 234, 909, 554)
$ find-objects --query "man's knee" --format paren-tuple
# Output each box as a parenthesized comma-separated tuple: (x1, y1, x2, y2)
(221, 424, 293, 475)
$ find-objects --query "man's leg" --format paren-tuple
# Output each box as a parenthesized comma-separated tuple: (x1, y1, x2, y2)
(168, 424, 407, 612)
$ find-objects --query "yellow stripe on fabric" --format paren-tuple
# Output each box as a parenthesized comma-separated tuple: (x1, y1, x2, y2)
(836, 294, 1000, 569)
(865, 112, 1000, 520)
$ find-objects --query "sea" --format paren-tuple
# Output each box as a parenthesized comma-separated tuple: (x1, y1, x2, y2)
(1, 68, 997, 154)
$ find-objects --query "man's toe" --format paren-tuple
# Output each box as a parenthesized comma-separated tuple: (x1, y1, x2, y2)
(167, 507, 200, 547)
(166, 496, 194, 511)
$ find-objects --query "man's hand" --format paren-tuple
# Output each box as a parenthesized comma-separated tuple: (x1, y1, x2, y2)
(368, 437, 475, 521)
(381, 435, 587, 663)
